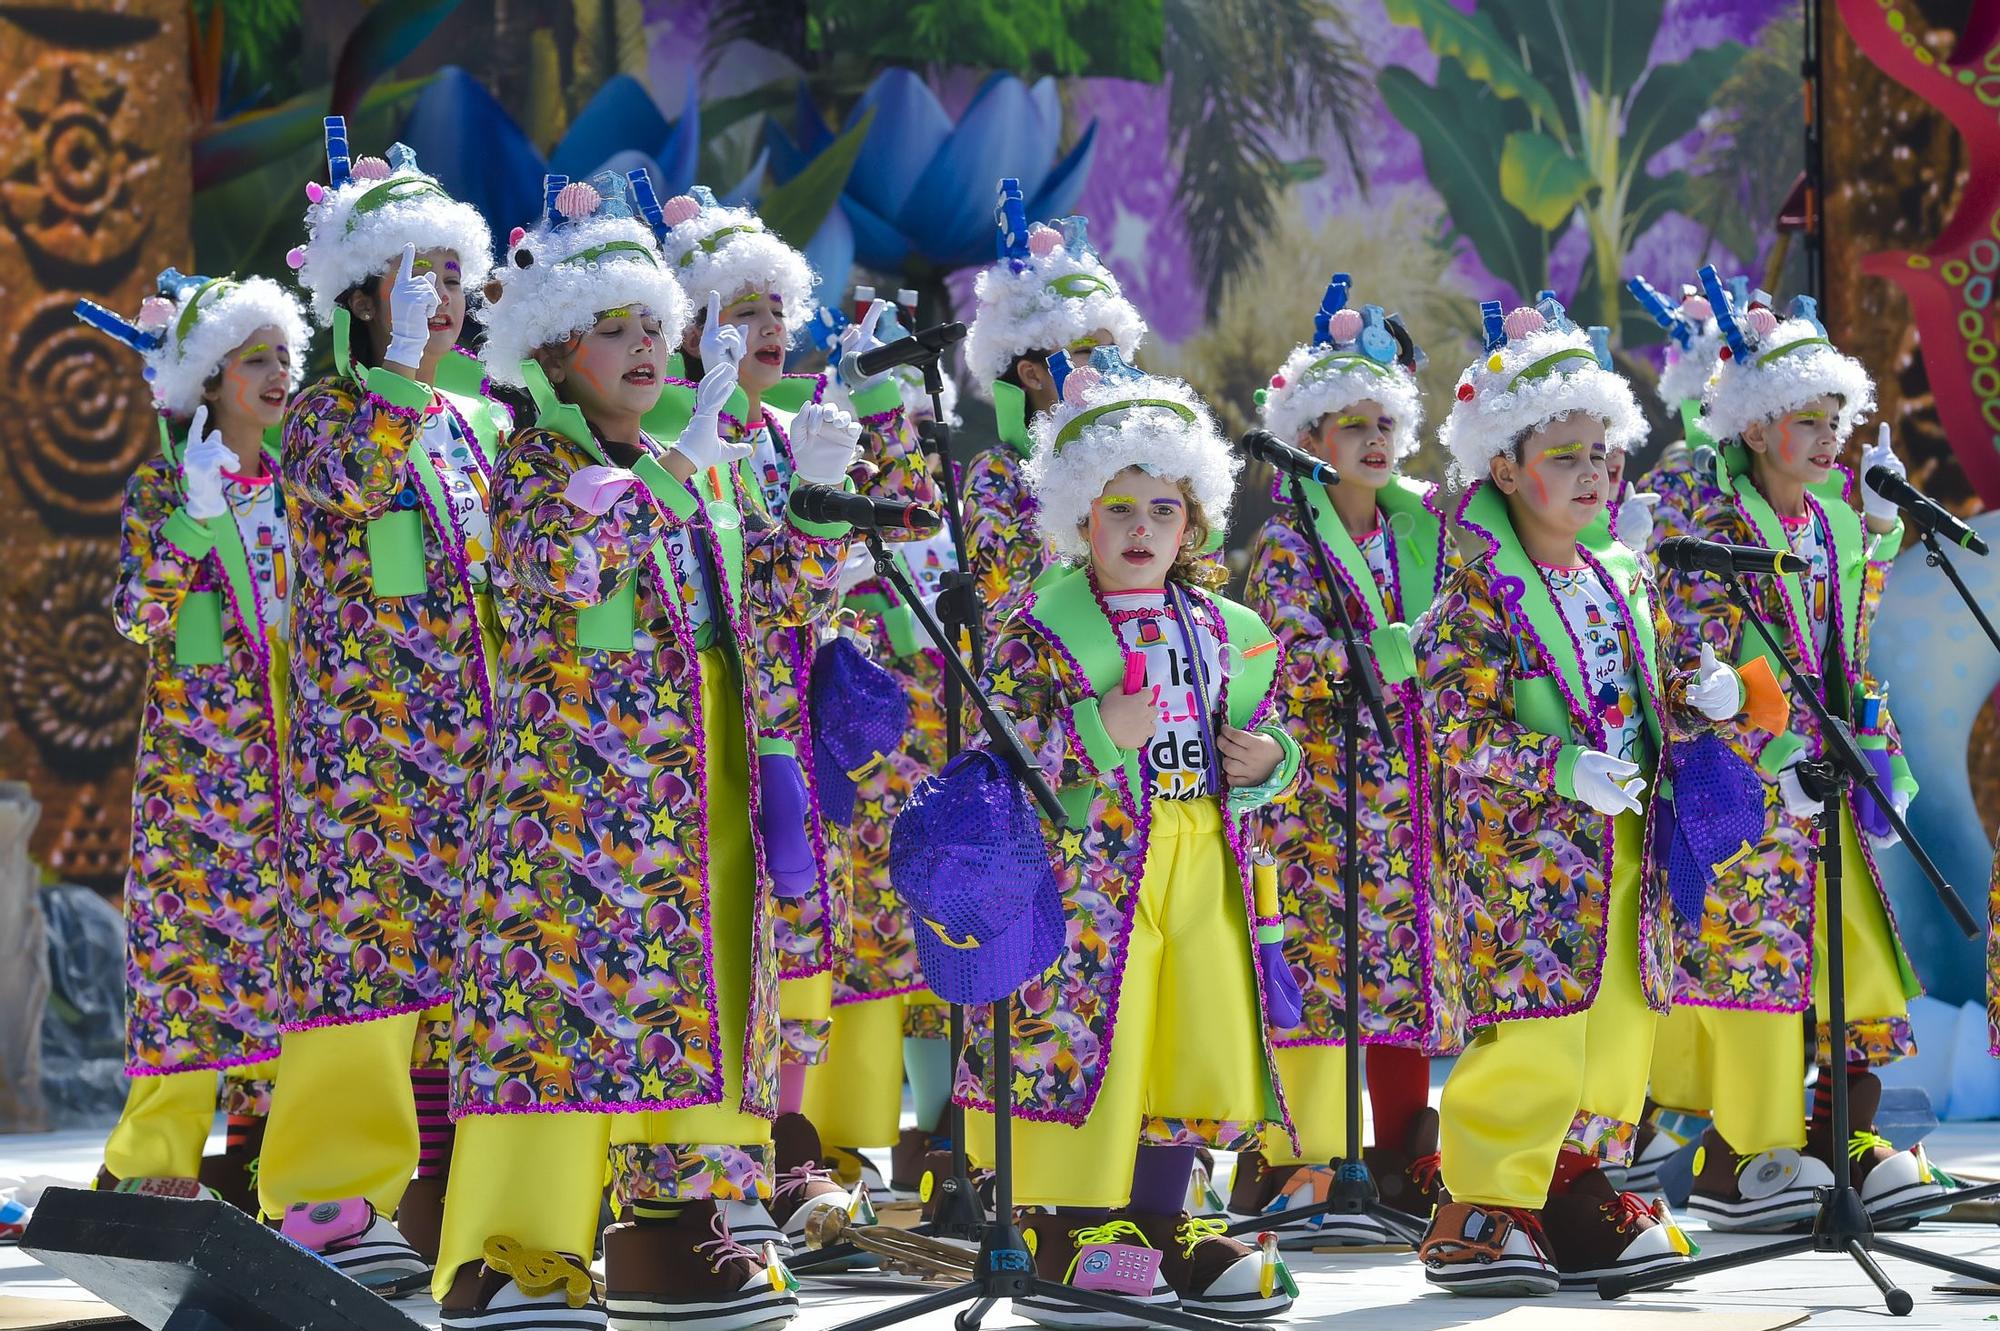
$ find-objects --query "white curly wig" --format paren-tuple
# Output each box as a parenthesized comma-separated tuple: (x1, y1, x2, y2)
(1656, 312, 1726, 412)
(1438, 307, 1645, 486)
(653, 191, 817, 343)
(963, 223, 1147, 396)
(478, 182, 690, 389)
(1260, 340, 1423, 460)
(1026, 361, 1239, 563)
(131, 274, 309, 420)
(1700, 314, 1874, 446)
(291, 136, 493, 329)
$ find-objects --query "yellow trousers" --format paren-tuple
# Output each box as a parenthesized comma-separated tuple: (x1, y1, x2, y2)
(1699, 804, 1909, 1154)
(1438, 812, 1657, 1209)
(433, 646, 773, 1299)
(1260, 1044, 1347, 1166)
(259, 1012, 421, 1216)
(102, 1058, 277, 1182)
(1646, 1006, 1712, 1116)
(800, 995, 908, 1147)
(968, 798, 1267, 1209)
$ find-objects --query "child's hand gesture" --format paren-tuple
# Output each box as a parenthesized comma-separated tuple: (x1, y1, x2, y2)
(1219, 725, 1282, 788)
(1098, 686, 1157, 750)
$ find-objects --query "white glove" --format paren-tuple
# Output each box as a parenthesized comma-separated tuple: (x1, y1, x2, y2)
(789, 402, 863, 485)
(179, 405, 231, 520)
(672, 363, 753, 474)
(836, 300, 892, 393)
(1870, 788, 1914, 851)
(1688, 644, 1743, 721)
(1614, 491, 1661, 550)
(563, 464, 641, 516)
(1572, 749, 1647, 817)
(1776, 752, 1823, 819)
(1860, 422, 1904, 525)
(699, 290, 746, 374)
(382, 242, 442, 369)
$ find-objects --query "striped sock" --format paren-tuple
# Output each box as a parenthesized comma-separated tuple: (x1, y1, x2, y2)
(225, 1113, 261, 1152)
(629, 1198, 686, 1225)
(412, 1067, 452, 1180)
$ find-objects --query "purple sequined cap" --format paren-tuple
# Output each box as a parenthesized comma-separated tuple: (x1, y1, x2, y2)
(1662, 733, 1767, 923)
(810, 636, 911, 825)
(890, 749, 1063, 1004)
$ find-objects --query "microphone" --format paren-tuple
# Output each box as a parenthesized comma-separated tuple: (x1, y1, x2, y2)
(852, 320, 968, 380)
(1656, 536, 1807, 577)
(1240, 429, 1339, 487)
(1864, 466, 1989, 557)
(789, 483, 941, 534)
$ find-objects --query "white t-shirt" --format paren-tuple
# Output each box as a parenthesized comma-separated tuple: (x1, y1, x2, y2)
(1779, 509, 1834, 662)
(221, 470, 288, 640)
(1102, 589, 1224, 800)
(1542, 564, 1646, 764)
(896, 527, 958, 614)
(1357, 525, 1399, 621)
(743, 418, 790, 519)
(423, 407, 492, 585)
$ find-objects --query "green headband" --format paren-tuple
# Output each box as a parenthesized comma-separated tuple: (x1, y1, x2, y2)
(677, 225, 760, 267)
(174, 277, 240, 343)
(1053, 397, 1199, 453)
(344, 176, 454, 234)
(558, 240, 661, 270)
(1302, 350, 1392, 382)
(1047, 272, 1113, 300)
(1755, 336, 1832, 368)
(1508, 347, 1598, 390)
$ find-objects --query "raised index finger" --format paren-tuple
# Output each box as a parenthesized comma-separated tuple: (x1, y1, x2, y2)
(398, 242, 417, 286)
(707, 289, 722, 327)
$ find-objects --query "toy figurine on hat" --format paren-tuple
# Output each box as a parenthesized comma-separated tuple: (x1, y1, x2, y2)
(1619, 274, 1739, 553)
(1235, 272, 1456, 1243)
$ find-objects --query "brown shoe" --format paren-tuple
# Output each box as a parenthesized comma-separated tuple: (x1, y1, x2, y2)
(397, 1176, 447, 1267)
(1365, 1106, 1444, 1225)
(1123, 1208, 1294, 1320)
(768, 1114, 854, 1246)
(1011, 1210, 1178, 1328)
(888, 1127, 936, 1196)
(1805, 1071, 1948, 1223)
(916, 1149, 994, 1224)
(1686, 1127, 1835, 1232)
(198, 1114, 266, 1215)
(439, 1238, 604, 1331)
(1539, 1167, 1687, 1289)
(1417, 1200, 1557, 1296)
(1225, 1151, 1385, 1248)
(603, 1203, 797, 1331)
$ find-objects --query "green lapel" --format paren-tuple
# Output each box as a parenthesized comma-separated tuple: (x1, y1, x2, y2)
(1462, 483, 1588, 742)
(1297, 479, 1390, 629)
(1680, 400, 1714, 452)
(1379, 477, 1443, 615)
(1715, 444, 1866, 673)
(437, 349, 502, 465)
(162, 424, 278, 669)
(992, 379, 1034, 457)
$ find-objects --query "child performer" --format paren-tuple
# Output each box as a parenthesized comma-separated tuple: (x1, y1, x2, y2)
(1413, 299, 1743, 1294)
(435, 172, 861, 1331)
(961, 181, 1147, 644)
(1664, 275, 1945, 1230)
(81, 269, 307, 1203)
(961, 349, 1302, 1325)
(1234, 275, 1452, 1243)
(270, 121, 503, 1288)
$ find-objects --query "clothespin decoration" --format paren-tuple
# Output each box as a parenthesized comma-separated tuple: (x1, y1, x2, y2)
(1699, 264, 1752, 361)
(542, 175, 569, 226)
(1058, 215, 1094, 259)
(1481, 300, 1507, 351)
(1536, 292, 1576, 333)
(72, 298, 163, 353)
(1627, 276, 1693, 350)
(629, 167, 666, 232)
(1088, 345, 1144, 380)
(1313, 271, 1351, 346)
(1046, 347, 1074, 399)
(1357, 303, 1397, 364)
(1589, 325, 1614, 371)
(324, 116, 351, 188)
(995, 177, 1030, 265)
(1789, 294, 1825, 335)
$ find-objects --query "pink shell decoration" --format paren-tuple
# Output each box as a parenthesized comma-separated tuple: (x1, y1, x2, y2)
(1269, 373, 1286, 390)
(660, 194, 702, 226)
(1026, 224, 1061, 257)
(508, 226, 528, 247)
(1745, 307, 1779, 338)
(1326, 308, 1364, 343)
(1062, 367, 1103, 406)
(305, 182, 325, 203)
(135, 296, 175, 330)
(1680, 295, 1712, 322)
(555, 181, 601, 220)
(349, 156, 391, 181)
(1502, 307, 1546, 340)
(284, 246, 307, 271)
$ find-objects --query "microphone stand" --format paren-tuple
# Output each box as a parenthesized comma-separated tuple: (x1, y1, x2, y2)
(1914, 524, 2000, 657)
(809, 528, 1245, 1331)
(1600, 570, 1989, 1315)
(1221, 465, 1423, 1247)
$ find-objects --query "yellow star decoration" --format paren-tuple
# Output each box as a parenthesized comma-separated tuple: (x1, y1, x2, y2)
(644, 935, 675, 969)
(1728, 971, 1752, 996)
(508, 850, 535, 883)
(349, 861, 374, 894)
(1058, 829, 1085, 860)
(244, 767, 269, 794)
(1509, 887, 1531, 915)
(650, 806, 678, 839)
(157, 920, 180, 942)
(143, 825, 166, 848)
(352, 976, 376, 1004)
(166, 1016, 190, 1038)
(517, 725, 544, 757)
(987, 667, 1020, 698)
(500, 980, 530, 1014)
(639, 1068, 668, 1099)
(1389, 953, 1415, 978)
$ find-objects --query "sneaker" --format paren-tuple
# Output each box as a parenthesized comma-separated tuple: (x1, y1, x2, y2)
(198, 1115, 266, 1216)
(603, 1203, 797, 1331)
(1224, 1154, 1387, 1249)
(1686, 1130, 1834, 1232)
(1417, 1201, 1559, 1297)
(280, 1197, 431, 1296)
(1540, 1168, 1689, 1289)
(889, 1128, 939, 1198)
(1613, 1101, 1706, 1193)
(1365, 1107, 1444, 1229)
(111, 1177, 218, 1202)
(1123, 1209, 1294, 1320)
(1806, 1071, 1950, 1226)
(1012, 1210, 1180, 1329)
(767, 1114, 854, 1245)
(0, 1196, 27, 1243)
(717, 1200, 787, 1256)
(398, 1176, 448, 1267)
(440, 1238, 606, 1331)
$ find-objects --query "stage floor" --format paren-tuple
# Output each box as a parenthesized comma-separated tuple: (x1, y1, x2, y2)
(5, 1124, 2000, 1330)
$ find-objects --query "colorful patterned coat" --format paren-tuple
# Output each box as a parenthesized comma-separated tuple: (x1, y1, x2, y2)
(952, 568, 1304, 1149)
(453, 403, 847, 1125)
(1242, 477, 1453, 1051)
(962, 443, 1045, 646)
(1659, 449, 1920, 1064)
(113, 448, 286, 1073)
(280, 360, 505, 1027)
(1988, 841, 1999, 1055)
(1640, 439, 1724, 552)
(1414, 485, 1716, 1060)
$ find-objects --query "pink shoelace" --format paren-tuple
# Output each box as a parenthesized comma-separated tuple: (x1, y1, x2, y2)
(694, 1206, 761, 1273)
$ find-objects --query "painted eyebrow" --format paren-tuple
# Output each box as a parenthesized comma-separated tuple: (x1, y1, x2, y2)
(1538, 442, 1587, 460)
(237, 343, 271, 357)
(1147, 496, 1185, 508)
(1096, 494, 1138, 506)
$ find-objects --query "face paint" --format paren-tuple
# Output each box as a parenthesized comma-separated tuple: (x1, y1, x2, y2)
(1335, 414, 1371, 429)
